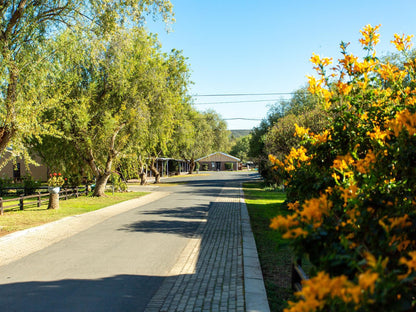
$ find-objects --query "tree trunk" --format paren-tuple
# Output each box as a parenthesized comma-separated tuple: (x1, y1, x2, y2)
(0, 64, 18, 154)
(149, 159, 160, 184)
(139, 172, 147, 185)
(0, 127, 15, 154)
(188, 158, 195, 174)
(93, 173, 111, 197)
(48, 193, 59, 209)
(138, 158, 147, 185)
(86, 124, 124, 196)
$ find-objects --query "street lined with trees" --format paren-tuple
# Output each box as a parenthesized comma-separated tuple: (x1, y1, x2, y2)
(0, 1, 231, 196)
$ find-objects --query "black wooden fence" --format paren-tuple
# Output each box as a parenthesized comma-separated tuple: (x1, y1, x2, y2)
(0, 186, 91, 215)
(292, 258, 309, 291)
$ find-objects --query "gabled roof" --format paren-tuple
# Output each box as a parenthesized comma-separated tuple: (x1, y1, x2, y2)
(196, 152, 240, 162)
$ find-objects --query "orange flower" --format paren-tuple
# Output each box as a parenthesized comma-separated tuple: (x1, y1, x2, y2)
(366, 125, 388, 142)
(391, 33, 414, 51)
(300, 194, 332, 227)
(354, 150, 376, 174)
(358, 270, 379, 294)
(270, 214, 299, 231)
(294, 123, 310, 138)
(310, 52, 321, 65)
(282, 227, 309, 239)
(359, 24, 381, 47)
(336, 81, 353, 95)
(399, 251, 416, 279)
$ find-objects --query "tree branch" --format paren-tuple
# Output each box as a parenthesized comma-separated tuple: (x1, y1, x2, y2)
(5, 0, 27, 39)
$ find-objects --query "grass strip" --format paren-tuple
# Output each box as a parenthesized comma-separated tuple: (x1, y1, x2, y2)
(243, 181, 294, 312)
(0, 192, 148, 237)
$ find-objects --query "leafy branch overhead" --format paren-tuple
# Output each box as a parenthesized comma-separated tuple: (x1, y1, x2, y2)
(0, 0, 174, 155)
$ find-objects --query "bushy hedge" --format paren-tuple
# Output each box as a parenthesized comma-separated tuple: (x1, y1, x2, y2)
(269, 25, 416, 311)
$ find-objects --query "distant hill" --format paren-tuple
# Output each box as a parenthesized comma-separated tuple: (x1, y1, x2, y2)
(230, 129, 251, 139)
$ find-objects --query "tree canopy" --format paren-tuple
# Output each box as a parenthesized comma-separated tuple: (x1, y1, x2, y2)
(0, 0, 174, 157)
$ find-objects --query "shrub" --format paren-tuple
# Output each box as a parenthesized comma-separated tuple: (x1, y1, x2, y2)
(0, 176, 13, 196)
(110, 173, 127, 192)
(23, 175, 41, 195)
(269, 25, 416, 311)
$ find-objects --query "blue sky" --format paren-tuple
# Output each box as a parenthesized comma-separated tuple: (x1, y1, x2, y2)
(146, 0, 416, 130)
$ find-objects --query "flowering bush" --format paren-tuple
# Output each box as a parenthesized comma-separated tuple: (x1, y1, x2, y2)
(269, 25, 416, 311)
(47, 172, 65, 187)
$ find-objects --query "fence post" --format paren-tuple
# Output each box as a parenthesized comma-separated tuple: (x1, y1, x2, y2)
(19, 195, 24, 210)
(85, 184, 89, 196)
(37, 192, 41, 207)
(0, 197, 3, 215)
(75, 186, 79, 198)
(64, 188, 68, 200)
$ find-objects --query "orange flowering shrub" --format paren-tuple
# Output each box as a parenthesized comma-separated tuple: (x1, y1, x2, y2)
(270, 25, 416, 311)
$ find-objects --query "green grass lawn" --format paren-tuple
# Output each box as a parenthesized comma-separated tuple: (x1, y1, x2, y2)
(0, 191, 148, 237)
(243, 181, 295, 312)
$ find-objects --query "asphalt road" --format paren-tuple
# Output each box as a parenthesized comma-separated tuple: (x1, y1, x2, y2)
(0, 171, 258, 312)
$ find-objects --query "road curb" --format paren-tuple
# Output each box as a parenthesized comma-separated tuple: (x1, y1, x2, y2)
(240, 187, 271, 312)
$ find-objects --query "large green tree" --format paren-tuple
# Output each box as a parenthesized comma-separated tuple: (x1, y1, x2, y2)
(139, 49, 192, 183)
(34, 27, 172, 196)
(249, 87, 320, 183)
(230, 134, 251, 163)
(204, 109, 230, 153)
(174, 109, 220, 174)
(0, 0, 173, 157)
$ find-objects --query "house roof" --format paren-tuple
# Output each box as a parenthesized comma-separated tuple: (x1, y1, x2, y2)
(196, 152, 240, 163)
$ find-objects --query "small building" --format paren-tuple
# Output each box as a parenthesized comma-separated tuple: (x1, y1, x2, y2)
(0, 151, 49, 182)
(197, 152, 240, 171)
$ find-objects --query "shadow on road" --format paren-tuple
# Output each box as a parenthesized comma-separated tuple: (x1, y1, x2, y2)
(119, 219, 204, 238)
(0, 172, 260, 311)
(0, 274, 170, 312)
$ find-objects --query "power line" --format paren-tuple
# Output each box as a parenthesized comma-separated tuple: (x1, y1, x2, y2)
(223, 118, 263, 121)
(195, 99, 283, 105)
(194, 92, 295, 97)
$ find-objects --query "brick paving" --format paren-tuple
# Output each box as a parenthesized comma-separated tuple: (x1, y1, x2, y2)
(145, 184, 246, 312)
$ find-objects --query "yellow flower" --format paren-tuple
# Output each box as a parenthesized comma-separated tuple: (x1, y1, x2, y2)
(354, 150, 376, 174)
(377, 63, 407, 81)
(339, 54, 359, 74)
(287, 201, 300, 211)
(399, 251, 416, 279)
(336, 81, 353, 95)
(310, 52, 332, 67)
(270, 214, 299, 231)
(366, 125, 388, 142)
(358, 270, 379, 294)
(310, 52, 321, 65)
(388, 214, 412, 230)
(391, 33, 414, 51)
(387, 109, 416, 136)
(282, 227, 309, 239)
(363, 252, 377, 268)
(331, 154, 354, 172)
(269, 154, 284, 169)
(294, 123, 310, 137)
(312, 129, 331, 144)
(339, 183, 359, 207)
(300, 194, 332, 227)
(359, 24, 381, 47)
(307, 75, 324, 94)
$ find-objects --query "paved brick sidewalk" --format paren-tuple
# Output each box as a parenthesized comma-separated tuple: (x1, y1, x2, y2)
(145, 183, 269, 312)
